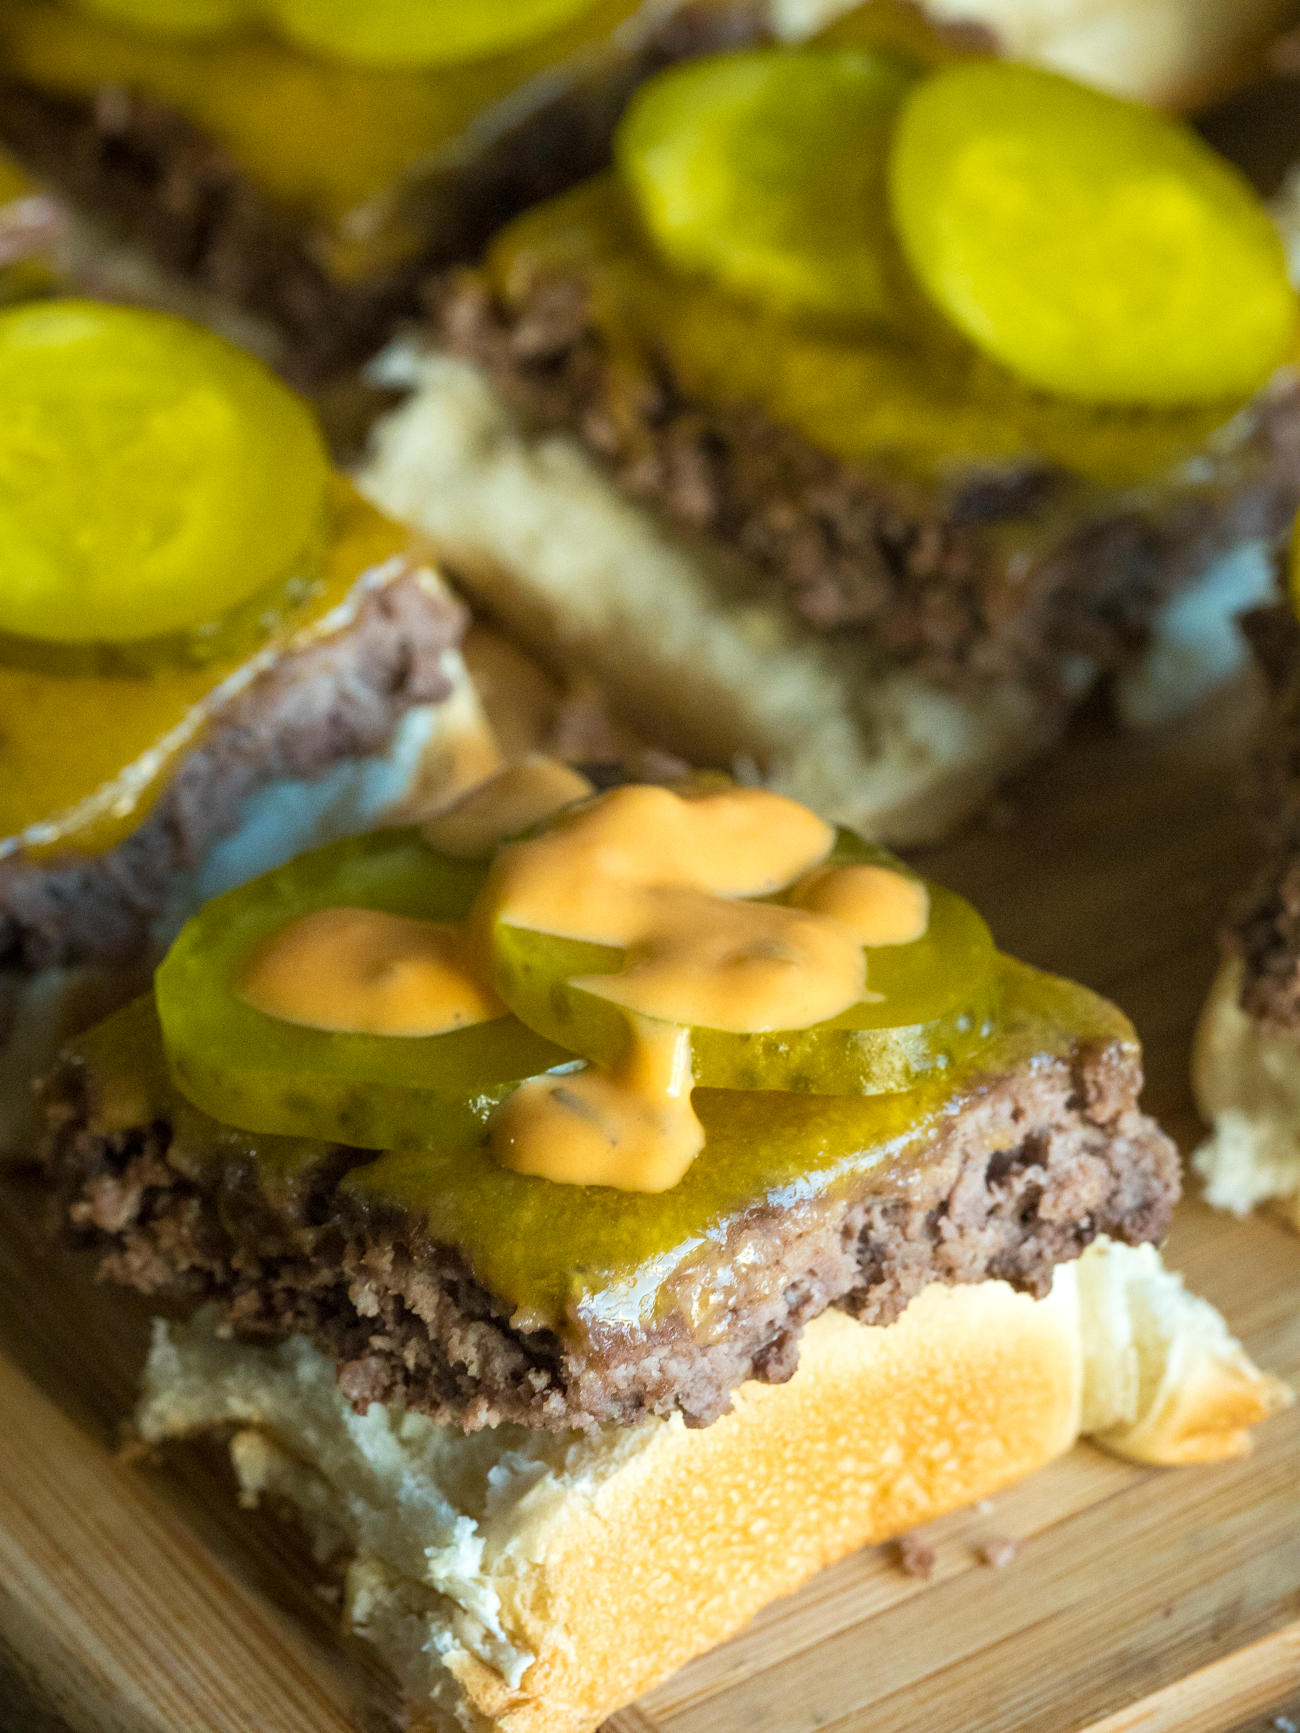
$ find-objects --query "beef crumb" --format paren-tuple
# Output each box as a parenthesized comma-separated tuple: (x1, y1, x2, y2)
(897, 1534, 936, 1581)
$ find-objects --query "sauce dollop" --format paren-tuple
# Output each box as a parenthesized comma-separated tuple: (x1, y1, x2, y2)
(239, 906, 504, 1037)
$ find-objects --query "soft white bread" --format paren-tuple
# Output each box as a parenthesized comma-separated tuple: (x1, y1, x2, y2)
(137, 1239, 1289, 1733)
(773, 0, 1300, 109)
(357, 348, 1276, 847)
(1192, 956, 1300, 1229)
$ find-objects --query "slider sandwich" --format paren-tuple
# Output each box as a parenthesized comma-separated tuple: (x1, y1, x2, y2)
(43, 765, 1289, 1730)
(0, 0, 770, 385)
(1194, 541, 1300, 1225)
(362, 46, 1300, 844)
(0, 297, 497, 1154)
(779, 0, 1300, 109)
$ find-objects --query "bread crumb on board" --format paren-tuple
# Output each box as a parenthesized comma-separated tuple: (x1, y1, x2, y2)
(979, 1537, 1022, 1570)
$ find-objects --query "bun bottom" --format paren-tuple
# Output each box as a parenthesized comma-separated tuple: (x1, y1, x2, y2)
(137, 1242, 1287, 1733)
(1193, 956, 1300, 1227)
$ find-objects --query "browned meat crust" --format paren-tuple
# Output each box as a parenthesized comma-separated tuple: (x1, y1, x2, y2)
(0, 3, 767, 383)
(0, 570, 464, 974)
(1224, 602, 1300, 1032)
(0, 77, 416, 384)
(433, 271, 1300, 697)
(41, 1028, 1179, 1432)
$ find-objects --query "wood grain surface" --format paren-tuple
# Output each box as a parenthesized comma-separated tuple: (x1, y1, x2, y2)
(3, 675, 1300, 1733)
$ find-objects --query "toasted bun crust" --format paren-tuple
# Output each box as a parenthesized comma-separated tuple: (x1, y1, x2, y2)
(137, 1242, 1287, 1733)
(774, 0, 1300, 109)
(1193, 956, 1300, 1228)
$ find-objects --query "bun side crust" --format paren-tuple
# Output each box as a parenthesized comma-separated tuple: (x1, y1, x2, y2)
(1193, 956, 1300, 1227)
(503, 1289, 1081, 1731)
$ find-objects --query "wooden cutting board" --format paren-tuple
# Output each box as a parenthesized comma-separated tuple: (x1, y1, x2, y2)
(3, 675, 1300, 1733)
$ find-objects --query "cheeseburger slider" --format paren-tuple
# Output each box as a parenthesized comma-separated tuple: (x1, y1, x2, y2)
(42, 766, 1288, 1729)
(0, 297, 497, 1155)
(0, 0, 775, 385)
(1193, 552, 1300, 1225)
(778, 0, 1300, 109)
(362, 46, 1300, 844)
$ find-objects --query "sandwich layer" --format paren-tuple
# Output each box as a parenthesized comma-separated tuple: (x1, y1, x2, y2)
(774, 0, 1300, 108)
(1194, 602, 1300, 1216)
(358, 330, 1287, 842)
(428, 264, 1296, 702)
(1219, 603, 1300, 1034)
(0, 562, 469, 974)
(136, 1240, 1289, 1733)
(1192, 956, 1300, 1223)
(42, 957, 1178, 1432)
(0, 1, 768, 382)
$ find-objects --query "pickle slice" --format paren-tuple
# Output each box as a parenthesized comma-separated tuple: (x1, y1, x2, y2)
(616, 48, 916, 328)
(157, 829, 573, 1150)
(889, 61, 1296, 406)
(486, 830, 998, 1094)
(265, 0, 603, 68)
(0, 301, 330, 644)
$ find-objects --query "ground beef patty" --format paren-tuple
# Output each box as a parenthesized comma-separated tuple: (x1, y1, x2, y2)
(0, 566, 465, 975)
(40, 1005, 1179, 1433)
(433, 271, 1300, 699)
(1223, 603, 1300, 1033)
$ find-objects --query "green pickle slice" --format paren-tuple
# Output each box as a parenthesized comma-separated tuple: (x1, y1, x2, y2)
(0, 300, 330, 644)
(617, 48, 917, 328)
(159, 819, 999, 1152)
(486, 829, 998, 1094)
(888, 60, 1296, 405)
(156, 829, 574, 1150)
